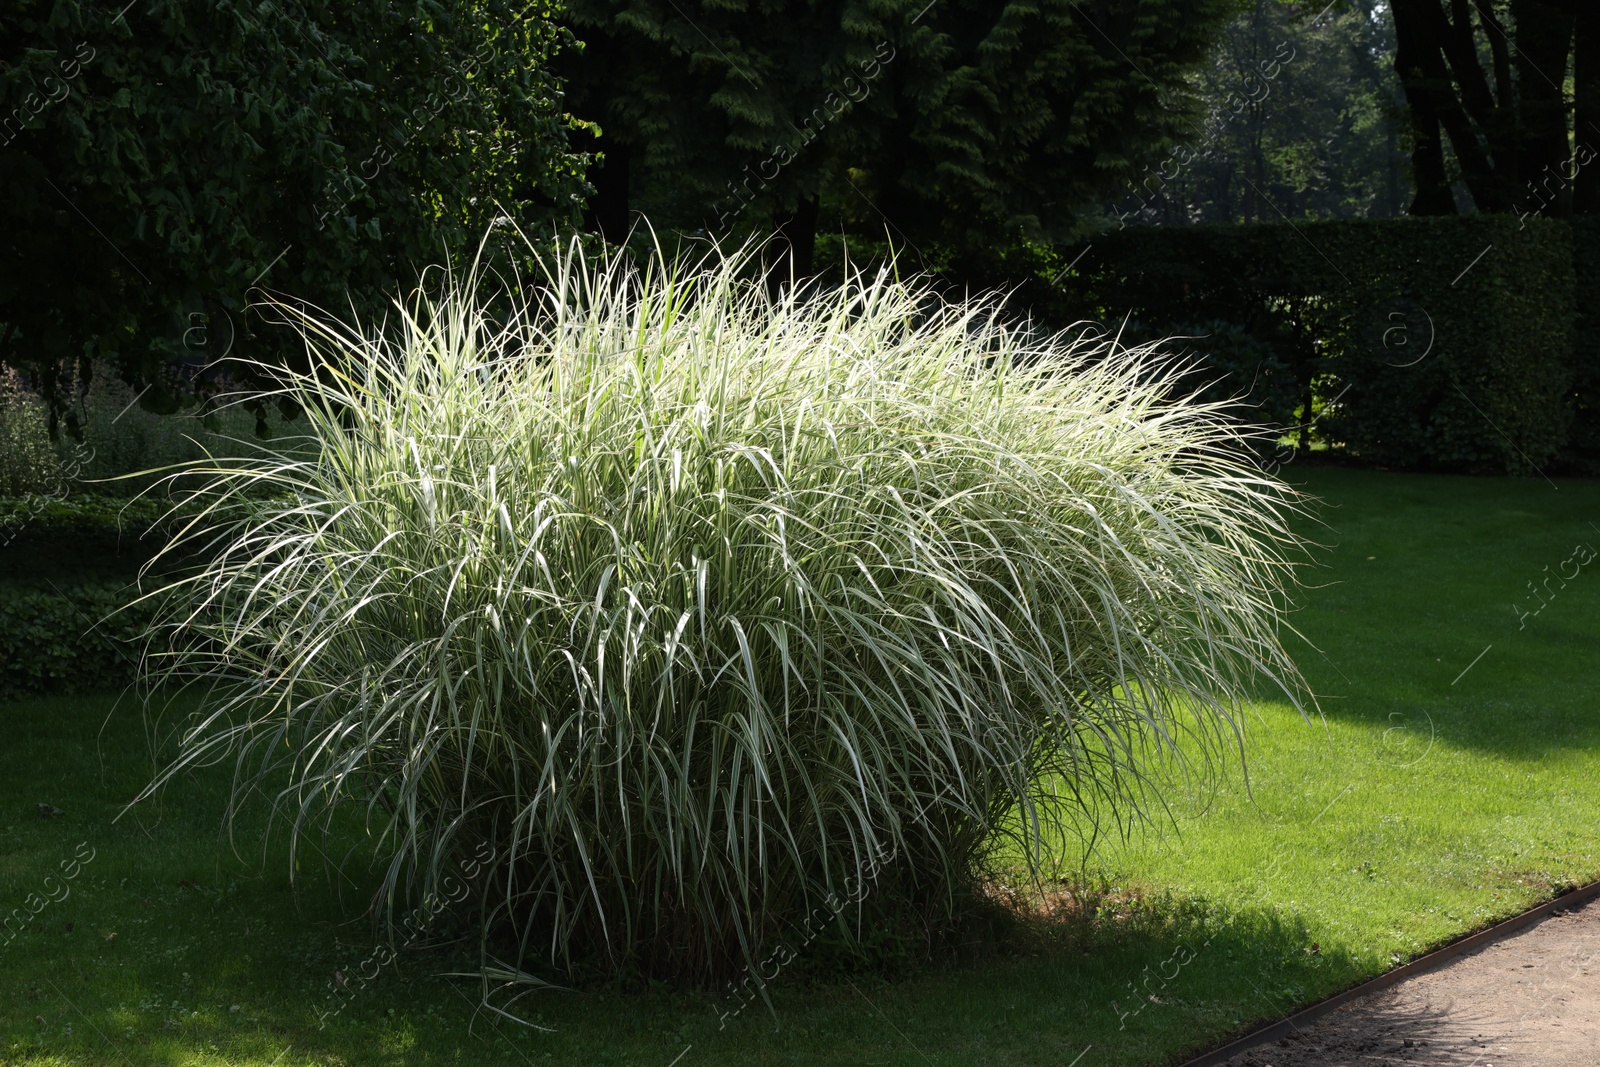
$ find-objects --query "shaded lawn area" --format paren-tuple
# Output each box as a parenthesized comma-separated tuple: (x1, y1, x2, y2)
(1, 466, 1597, 1066)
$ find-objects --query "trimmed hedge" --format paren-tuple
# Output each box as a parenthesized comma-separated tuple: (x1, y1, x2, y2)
(0, 493, 207, 583)
(0, 580, 151, 701)
(0, 493, 209, 701)
(1566, 216, 1600, 475)
(1317, 218, 1572, 473)
(2, 491, 172, 543)
(1043, 216, 1576, 475)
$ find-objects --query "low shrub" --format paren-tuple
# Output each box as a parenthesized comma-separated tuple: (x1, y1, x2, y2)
(0, 493, 207, 585)
(0, 580, 150, 701)
(0, 492, 211, 701)
(1, 492, 170, 541)
(1165, 320, 1303, 432)
(0, 365, 65, 496)
(0, 358, 262, 497)
(140, 239, 1308, 987)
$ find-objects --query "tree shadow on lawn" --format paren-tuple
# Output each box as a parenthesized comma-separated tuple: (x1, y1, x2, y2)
(1279, 467, 1600, 762)
(0, 817, 1358, 1067)
(0, 683, 1474, 1067)
(918, 873, 1369, 1063)
(619, 874, 1365, 1066)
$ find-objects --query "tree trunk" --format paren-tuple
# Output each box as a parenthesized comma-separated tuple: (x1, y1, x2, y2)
(767, 195, 820, 295)
(1393, 0, 1518, 213)
(1393, 0, 1460, 214)
(1576, 3, 1600, 214)
(1513, 0, 1576, 216)
(585, 140, 632, 245)
(1471, 0, 1524, 205)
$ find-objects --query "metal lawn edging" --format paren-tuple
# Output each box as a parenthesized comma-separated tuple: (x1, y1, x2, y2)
(1175, 878, 1600, 1067)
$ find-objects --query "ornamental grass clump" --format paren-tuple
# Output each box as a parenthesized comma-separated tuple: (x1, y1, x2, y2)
(138, 239, 1307, 985)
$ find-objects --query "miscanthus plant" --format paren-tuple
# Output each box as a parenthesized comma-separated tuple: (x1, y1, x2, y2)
(137, 239, 1307, 985)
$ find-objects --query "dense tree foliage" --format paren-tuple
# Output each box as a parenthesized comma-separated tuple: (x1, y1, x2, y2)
(838, 0, 1248, 262)
(561, 0, 1246, 273)
(0, 0, 587, 429)
(1110, 0, 1407, 226)
(557, 0, 903, 266)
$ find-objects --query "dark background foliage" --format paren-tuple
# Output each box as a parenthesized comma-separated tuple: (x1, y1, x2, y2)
(0, 0, 587, 430)
(1023, 215, 1577, 475)
(561, 0, 1244, 277)
(0, 494, 185, 701)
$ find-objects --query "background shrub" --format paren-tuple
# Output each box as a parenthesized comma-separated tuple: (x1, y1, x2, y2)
(0, 365, 64, 496)
(1164, 320, 1303, 434)
(1564, 216, 1600, 475)
(0, 359, 295, 705)
(0, 359, 259, 496)
(0, 579, 151, 702)
(140, 242, 1308, 987)
(0, 492, 202, 700)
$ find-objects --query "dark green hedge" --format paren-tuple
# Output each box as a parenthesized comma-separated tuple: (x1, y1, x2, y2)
(1566, 217, 1600, 475)
(0, 580, 151, 701)
(0, 493, 210, 701)
(1043, 216, 1576, 475)
(0, 492, 200, 586)
(1, 491, 173, 542)
(1314, 217, 1572, 474)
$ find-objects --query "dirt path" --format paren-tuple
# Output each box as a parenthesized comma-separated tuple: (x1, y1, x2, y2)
(1217, 896, 1600, 1067)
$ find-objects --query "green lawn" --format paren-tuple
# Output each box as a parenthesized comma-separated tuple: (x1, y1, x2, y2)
(3, 466, 1598, 1066)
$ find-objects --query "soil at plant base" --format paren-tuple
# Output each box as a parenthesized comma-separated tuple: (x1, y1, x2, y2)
(1218, 895, 1600, 1067)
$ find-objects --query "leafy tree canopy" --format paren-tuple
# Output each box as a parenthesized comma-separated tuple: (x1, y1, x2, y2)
(0, 0, 588, 430)
(1113, 0, 1408, 227)
(560, 0, 1246, 272)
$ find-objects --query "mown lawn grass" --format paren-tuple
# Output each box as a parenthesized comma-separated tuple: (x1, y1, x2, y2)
(2, 466, 1597, 1066)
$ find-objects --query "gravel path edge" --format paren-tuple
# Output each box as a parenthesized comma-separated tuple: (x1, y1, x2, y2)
(1174, 877, 1600, 1067)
